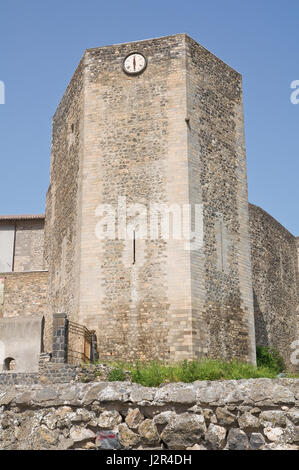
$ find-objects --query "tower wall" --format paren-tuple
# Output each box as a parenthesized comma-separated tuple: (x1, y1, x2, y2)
(185, 36, 255, 363)
(79, 35, 191, 361)
(44, 59, 85, 349)
(45, 34, 256, 363)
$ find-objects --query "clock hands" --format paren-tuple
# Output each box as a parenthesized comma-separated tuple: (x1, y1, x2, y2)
(123, 53, 146, 75)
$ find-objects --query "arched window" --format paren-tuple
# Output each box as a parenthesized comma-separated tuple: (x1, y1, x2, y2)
(4, 357, 16, 371)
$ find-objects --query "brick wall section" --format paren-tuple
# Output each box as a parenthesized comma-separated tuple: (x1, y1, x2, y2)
(0, 271, 54, 356)
(0, 272, 50, 345)
(14, 220, 45, 272)
(0, 357, 128, 385)
(249, 204, 299, 370)
(0, 365, 78, 386)
(0, 218, 45, 272)
(1, 271, 48, 317)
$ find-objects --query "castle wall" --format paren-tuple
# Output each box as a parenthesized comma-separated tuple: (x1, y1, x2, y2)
(44, 58, 85, 338)
(185, 36, 256, 363)
(45, 34, 258, 363)
(80, 35, 190, 361)
(0, 36, 297, 369)
(249, 204, 299, 370)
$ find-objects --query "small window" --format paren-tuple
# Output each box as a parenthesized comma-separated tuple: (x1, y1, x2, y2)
(4, 357, 16, 371)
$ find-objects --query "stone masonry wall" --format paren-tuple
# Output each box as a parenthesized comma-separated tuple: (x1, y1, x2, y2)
(0, 271, 51, 359)
(0, 359, 79, 386)
(0, 360, 128, 386)
(79, 35, 189, 361)
(185, 36, 255, 363)
(43, 58, 85, 351)
(0, 271, 48, 318)
(45, 34, 194, 361)
(0, 379, 298, 450)
(249, 204, 299, 371)
(13, 219, 45, 272)
(45, 33, 257, 364)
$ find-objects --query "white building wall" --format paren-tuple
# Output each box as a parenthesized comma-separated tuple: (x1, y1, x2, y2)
(0, 226, 15, 272)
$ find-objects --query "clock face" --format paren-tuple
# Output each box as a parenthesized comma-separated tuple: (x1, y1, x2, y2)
(123, 53, 147, 75)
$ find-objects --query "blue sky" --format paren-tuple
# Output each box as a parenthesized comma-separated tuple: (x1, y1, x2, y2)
(0, 0, 298, 234)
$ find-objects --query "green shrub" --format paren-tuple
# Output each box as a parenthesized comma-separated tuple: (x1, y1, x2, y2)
(256, 346, 285, 374)
(108, 367, 126, 382)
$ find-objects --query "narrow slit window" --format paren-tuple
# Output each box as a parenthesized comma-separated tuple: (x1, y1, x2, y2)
(133, 230, 136, 265)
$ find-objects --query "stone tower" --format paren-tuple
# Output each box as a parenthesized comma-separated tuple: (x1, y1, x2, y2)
(44, 34, 256, 363)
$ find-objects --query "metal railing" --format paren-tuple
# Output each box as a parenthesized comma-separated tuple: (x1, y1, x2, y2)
(67, 320, 92, 365)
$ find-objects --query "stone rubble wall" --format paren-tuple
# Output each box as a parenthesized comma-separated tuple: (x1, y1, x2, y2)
(0, 378, 298, 450)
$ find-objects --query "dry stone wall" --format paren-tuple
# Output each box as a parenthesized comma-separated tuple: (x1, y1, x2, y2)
(0, 379, 298, 450)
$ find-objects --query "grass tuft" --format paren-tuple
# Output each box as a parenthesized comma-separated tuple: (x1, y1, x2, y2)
(107, 367, 126, 382)
(94, 348, 297, 387)
(125, 359, 277, 387)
